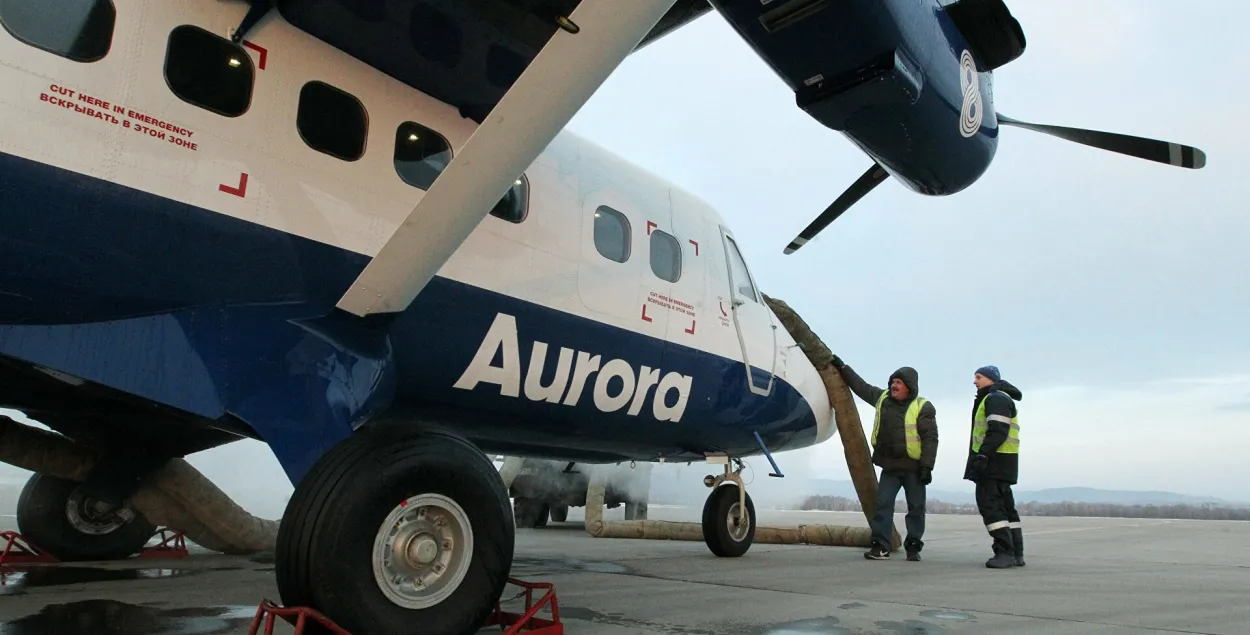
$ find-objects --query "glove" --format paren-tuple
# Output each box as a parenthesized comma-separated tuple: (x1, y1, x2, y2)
(972, 454, 989, 471)
(831, 354, 845, 370)
(919, 468, 932, 485)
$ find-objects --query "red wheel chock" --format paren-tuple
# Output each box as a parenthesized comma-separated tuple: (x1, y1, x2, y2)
(245, 577, 562, 635)
(484, 577, 563, 634)
(137, 528, 189, 559)
(0, 531, 58, 567)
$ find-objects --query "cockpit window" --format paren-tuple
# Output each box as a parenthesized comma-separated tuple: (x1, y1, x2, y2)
(725, 236, 757, 302)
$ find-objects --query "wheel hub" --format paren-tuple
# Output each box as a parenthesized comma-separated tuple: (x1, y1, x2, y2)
(726, 502, 750, 542)
(372, 493, 473, 610)
(65, 488, 134, 535)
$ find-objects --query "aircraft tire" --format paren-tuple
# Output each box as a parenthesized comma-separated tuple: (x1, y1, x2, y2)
(275, 426, 514, 635)
(701, 483, 756, 558)
(15, 472, 156, 562)
(549, 505, 568, 523)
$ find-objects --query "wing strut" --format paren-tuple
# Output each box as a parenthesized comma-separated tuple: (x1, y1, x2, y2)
(336, 0, 679, 317)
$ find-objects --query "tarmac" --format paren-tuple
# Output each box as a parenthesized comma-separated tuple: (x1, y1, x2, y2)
(1, 508, 1247, 634)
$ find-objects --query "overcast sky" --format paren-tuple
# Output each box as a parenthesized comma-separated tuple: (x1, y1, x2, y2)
(3, 1, 1246, 512)
(559, 0, 1249, 501)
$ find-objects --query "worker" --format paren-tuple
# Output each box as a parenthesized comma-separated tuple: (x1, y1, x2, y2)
(964, 365, 1025, 569)
(831, 355, 937, 562)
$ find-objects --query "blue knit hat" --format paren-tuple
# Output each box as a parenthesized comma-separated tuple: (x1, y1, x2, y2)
(975, 365, 1001, 382)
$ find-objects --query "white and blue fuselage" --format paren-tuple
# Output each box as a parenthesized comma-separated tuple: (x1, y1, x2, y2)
(0, 0, 833, 485)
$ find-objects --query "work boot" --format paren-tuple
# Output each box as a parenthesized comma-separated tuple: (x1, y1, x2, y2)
(1011, 527, 1025, 567)
(985, 528, 1017, 569)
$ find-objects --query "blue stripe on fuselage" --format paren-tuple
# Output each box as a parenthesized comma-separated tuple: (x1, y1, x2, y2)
(0, 150, 818, 483)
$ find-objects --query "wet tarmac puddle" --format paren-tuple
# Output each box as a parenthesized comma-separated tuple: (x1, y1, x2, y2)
(918, 610, 976, 622)
(756, 617, 855, 635)
(0, 600, 256, 635)
(0, 567, 196, 595)
(510, 556, 632, 575)
(874, 620, 945, 635)
(0, 564, 243, 596)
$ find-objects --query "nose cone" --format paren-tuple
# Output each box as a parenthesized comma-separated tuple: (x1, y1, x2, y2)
(787, 350, 835, 446)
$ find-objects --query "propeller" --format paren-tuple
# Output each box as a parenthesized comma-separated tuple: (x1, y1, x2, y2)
(783, 163, 889, 255)
(782, 115, 1208, 256)
(996, 114, 1207, 169)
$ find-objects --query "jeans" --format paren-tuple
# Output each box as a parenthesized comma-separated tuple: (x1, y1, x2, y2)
(870, 469, 926, 552)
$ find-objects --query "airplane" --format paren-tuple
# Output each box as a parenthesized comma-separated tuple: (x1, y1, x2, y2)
(0, 0, 1205, 634)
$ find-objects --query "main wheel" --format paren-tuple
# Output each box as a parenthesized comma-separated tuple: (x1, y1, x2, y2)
(512, 498, 548, 528)
(15, 472, 156, 561)
(701, 483, 756, 557)
(548, 505, 568, 523)
(276, 426, 514, 635)
(624, 501, 648, 521)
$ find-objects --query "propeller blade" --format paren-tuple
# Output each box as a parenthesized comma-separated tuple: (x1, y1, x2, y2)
(997, 114, 1206, 169)
(784, 163, 890, 255)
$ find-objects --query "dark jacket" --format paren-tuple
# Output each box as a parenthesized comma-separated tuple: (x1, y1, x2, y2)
(963, 380, 1023, 484)
(837, 365, 938, 473)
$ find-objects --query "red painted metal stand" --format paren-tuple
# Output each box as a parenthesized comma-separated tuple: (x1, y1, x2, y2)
(0, 531, 58, 567)
(138, 528, 189, 558)
(0, 526, 187, 569)
(245, 577, 563, 635)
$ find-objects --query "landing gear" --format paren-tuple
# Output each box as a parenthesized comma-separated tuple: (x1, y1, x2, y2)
(275, 426, 514, 635)
(15, 472, 156, 561)
(701, 458, 756, 557)
(513, 498, 549, 528)
(548, 505, 569, 523)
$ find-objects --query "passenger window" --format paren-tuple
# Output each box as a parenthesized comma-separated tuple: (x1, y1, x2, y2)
(297, 81, 367, 161)
(0, 0, 115, 63)
(649, 229, 681, 283)
(164, 25, 254, 117)
(593, 206, 630, 263)
(394, 122, 452, 189)
(490, 175, 528, 224)
(725, 236, 757, 302)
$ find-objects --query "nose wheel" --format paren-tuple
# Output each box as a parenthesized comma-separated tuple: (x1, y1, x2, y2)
(701, 460, 756, 557)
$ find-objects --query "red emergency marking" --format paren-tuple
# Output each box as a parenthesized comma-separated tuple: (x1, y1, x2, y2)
(38, 83, 199, 151)
(646, 221, 656, 235)
(219, 173, 249, 198)
(640, 304, 653, 322)
(243, 40, 268, 70)
(688, 239, 699, 256)
(40, 92, 121, 126)
(719, 301, 728, 317)
(647, 292, 696, 318)
(684, 320, 696, 335)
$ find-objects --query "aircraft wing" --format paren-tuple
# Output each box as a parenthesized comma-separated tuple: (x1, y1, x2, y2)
(255, 0, 706, 317)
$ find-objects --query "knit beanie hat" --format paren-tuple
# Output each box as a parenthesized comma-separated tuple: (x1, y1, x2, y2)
(975, 365, 1001, 382)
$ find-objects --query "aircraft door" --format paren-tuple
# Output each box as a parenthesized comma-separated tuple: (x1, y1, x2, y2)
(720, 230, 776, 396)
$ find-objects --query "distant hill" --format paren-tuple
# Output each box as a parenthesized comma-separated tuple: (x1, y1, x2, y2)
(798, 479, 1245, 508)
(646, 471, 1249, 509)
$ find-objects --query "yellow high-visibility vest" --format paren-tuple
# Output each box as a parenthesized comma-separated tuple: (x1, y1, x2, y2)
(872, 392, 926, 460)
(972, 391, 1020, 454)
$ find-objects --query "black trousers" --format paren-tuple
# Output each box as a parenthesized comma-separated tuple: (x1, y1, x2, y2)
(975, 479, 1021, 553)
(870, 469, 926, 551)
